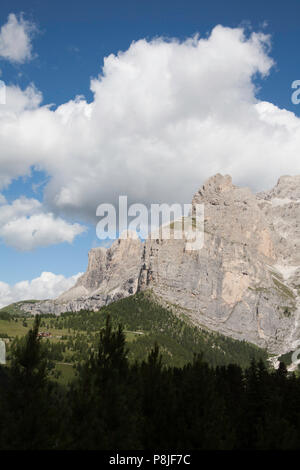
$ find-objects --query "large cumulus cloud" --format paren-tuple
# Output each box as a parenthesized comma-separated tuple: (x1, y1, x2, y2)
(0, 25, 300, 233)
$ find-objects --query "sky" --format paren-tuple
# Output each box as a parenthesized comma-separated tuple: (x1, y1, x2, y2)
(0, 0, 300, 307)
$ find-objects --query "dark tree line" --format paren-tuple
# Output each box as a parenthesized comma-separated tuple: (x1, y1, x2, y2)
(1, 315, 300, 450)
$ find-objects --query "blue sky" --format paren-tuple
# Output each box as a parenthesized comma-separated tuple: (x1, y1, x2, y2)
(1, 0, 299, 113)
(0, 0, 300, 305)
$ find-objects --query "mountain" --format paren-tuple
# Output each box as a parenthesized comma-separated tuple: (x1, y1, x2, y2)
(20, 174, 300, 356)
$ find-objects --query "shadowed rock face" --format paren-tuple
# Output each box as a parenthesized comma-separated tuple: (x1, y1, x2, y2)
(22, 174, 300, 355)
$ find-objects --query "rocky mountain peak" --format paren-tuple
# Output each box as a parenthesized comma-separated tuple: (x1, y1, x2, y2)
(202, 173, 233, 193)
(258, 175, 300, 201)
(193, 173, 234, 201)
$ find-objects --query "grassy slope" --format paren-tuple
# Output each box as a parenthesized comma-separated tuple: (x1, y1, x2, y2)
(0, 300, 40, 317)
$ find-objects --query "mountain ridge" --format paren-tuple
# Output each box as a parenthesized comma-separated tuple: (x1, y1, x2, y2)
(19, 173, 300, 355)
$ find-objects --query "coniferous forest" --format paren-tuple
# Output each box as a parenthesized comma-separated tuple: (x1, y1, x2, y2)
(1, 314, 300, 450)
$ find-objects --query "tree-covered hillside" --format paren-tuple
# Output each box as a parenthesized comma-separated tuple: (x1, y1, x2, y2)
(38, 291, 268, 369)
(1, 292, 268, 380)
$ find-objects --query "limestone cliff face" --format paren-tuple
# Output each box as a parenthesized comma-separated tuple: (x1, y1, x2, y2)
(22, 174, 300, 355)
(23, 232, 143, 315)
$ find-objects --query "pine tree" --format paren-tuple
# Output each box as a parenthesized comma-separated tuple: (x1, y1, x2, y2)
(1, 316, 60, 449)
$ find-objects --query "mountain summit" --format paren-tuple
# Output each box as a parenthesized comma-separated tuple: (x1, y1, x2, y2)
(22, 174, 300, 355)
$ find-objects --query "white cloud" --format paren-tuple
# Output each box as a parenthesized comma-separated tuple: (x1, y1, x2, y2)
(0, 13, 36, 63)
(0, 25, 299, 228)
(0, 271, 82, 308)
(0, 197, 86, 250)
(2, 83, 42, 113)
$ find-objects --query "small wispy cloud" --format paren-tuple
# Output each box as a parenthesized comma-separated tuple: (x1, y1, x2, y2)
(68, 45, 80, 54)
